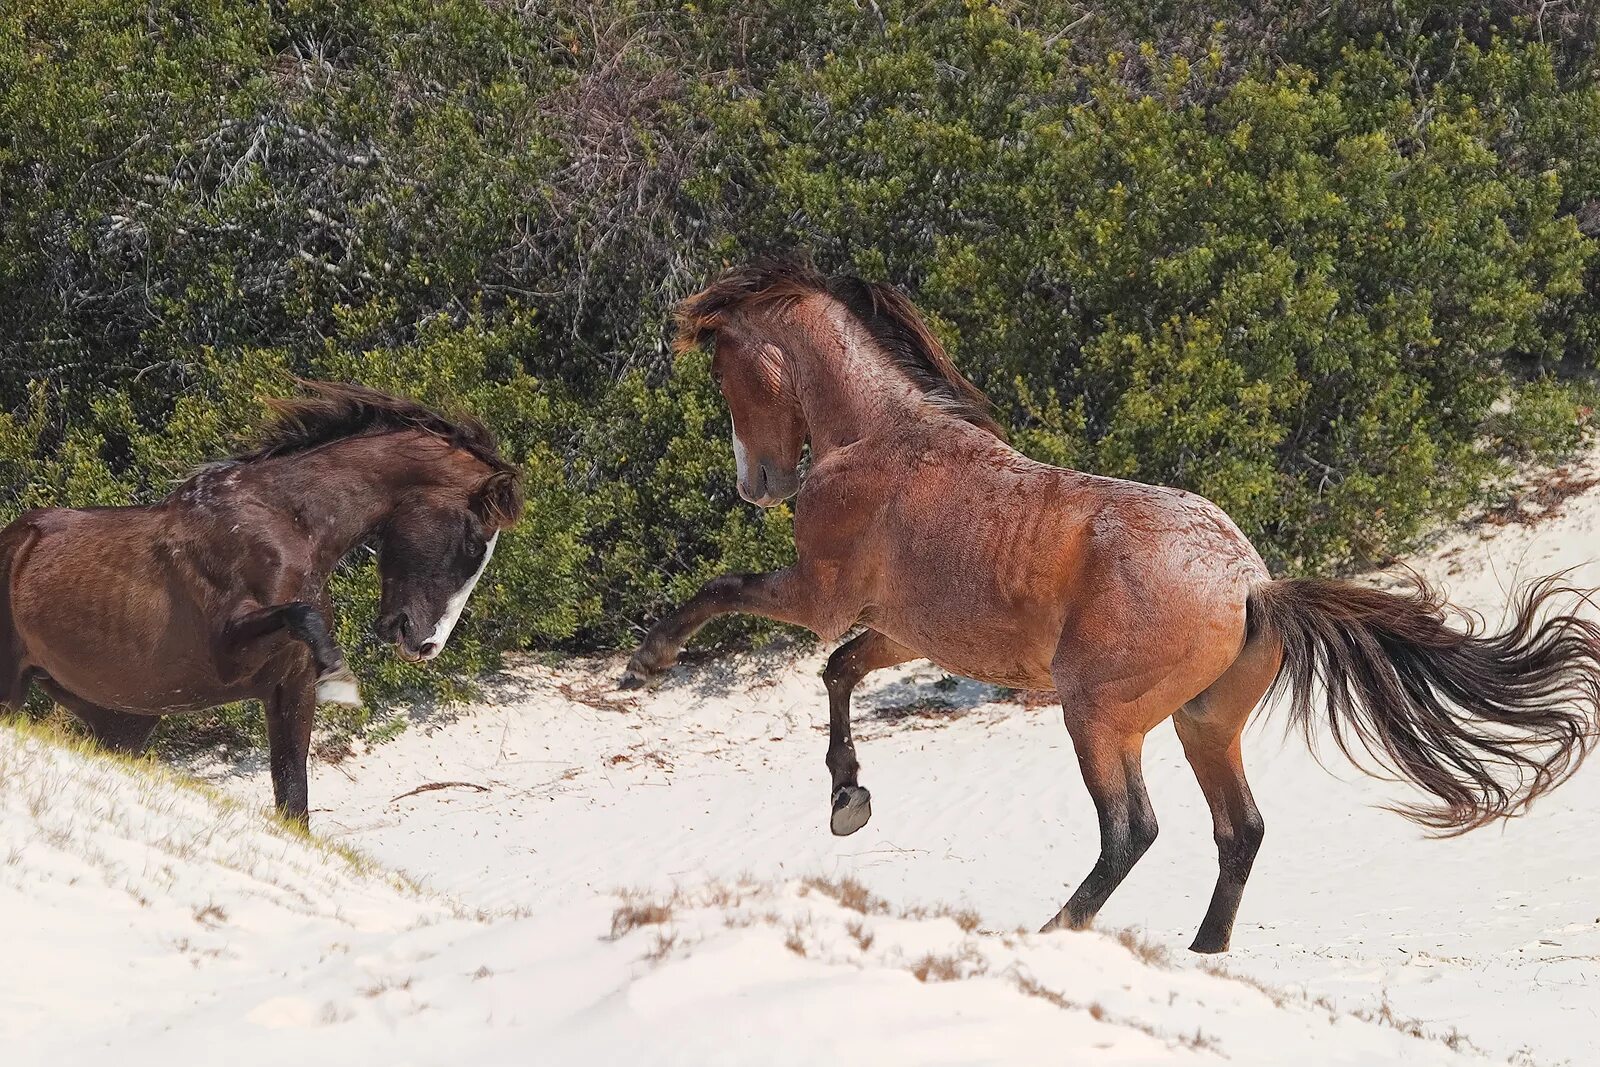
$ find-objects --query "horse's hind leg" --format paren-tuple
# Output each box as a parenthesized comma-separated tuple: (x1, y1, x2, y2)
(1041, 713, 1159, 932)
(36, 680, 160, 754)
(822, 629, 915, 836)
(71, 705, 161, 753)
(1173, 632, 1280, 953)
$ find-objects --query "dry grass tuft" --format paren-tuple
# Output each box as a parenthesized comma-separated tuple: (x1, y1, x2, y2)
(948, 907, 982, 933)
(1014, 973, 1084, 1012)
(360, 976, 414, 998)
(1111, 926, 1171, 967)
(1481, 467, 1600, 528)
(800, 875, 886, 915)
(608, 900, 674, 940)
(1203, 961, 1490, 1057)
(644, 929, 678, 961)
(1013, 971, 1215, 1050)
(192, 902, 228, 927)
(898, 901, 985, 933)
(910, 953, 967, 982)
(1197, 959, 1289, 1008)
(1351, 996, 1428, 1039)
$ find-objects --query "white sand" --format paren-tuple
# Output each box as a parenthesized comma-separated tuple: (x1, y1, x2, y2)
(8, 447, 1600, 1064)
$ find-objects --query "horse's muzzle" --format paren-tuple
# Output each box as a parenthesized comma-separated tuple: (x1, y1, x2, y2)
(739, 461, 799, 508)
(376, 611, 437, 662)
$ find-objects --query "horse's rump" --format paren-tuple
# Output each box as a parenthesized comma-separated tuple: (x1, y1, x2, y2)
(0, 518, 41, 707)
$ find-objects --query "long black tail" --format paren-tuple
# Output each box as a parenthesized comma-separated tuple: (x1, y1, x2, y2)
(1249, 573, 1600, 834)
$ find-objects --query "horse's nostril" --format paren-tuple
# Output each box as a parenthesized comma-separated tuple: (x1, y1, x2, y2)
(418, 641, 439, 659)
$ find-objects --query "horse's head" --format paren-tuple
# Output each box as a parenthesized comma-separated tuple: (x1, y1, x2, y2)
(679, 257, 1000, 507)
(374, 464, 522, 662)
(710, 330, 805, 507)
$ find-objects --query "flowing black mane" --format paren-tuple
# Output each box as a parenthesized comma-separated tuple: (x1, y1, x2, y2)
(676, 259, 1004, 438)
(238, 380, 516, 474)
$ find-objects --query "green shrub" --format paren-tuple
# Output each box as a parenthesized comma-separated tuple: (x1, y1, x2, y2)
(2, 0, 1598, 748)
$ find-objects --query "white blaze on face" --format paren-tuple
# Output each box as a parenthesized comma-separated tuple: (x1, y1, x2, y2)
(731, 425, 752, 491)
(421, 532, 498, 659)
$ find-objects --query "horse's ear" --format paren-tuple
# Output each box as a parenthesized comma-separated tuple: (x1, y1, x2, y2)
(471, 470, 524, 528)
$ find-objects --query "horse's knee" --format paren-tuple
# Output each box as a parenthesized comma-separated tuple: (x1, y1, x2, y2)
(822, 644, 863, 695)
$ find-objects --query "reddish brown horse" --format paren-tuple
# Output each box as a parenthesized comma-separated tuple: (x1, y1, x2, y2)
(623, 260, 1600, 953)
(1, 382, 522, 825)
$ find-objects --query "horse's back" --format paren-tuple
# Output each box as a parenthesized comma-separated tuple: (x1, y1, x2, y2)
(6, 504, 174, 598)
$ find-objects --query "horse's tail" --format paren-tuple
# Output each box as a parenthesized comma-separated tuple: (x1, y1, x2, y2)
(1248, 573, 1600, 835)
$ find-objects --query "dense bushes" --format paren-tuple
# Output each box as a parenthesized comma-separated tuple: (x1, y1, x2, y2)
(3, 1, 1598, 733)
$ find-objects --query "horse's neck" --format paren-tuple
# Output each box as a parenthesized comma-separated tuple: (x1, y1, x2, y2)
(789, 313, 933, 457)
(241, 435, 417, 575)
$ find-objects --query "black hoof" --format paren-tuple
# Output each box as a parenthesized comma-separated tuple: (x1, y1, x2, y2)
(1188, 936, 1230, 955)
(830, 786, 873, 836)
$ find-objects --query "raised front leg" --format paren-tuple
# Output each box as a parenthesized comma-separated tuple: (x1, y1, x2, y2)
(218, 601, 361, 706)
(265, 673, 318, 825)
(821, 630, 916, 835)
(620, 569, 842, 688)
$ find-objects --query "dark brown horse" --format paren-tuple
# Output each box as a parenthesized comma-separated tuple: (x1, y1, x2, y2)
(623, 259, 1600, 953)
(1, 381, 522, 824)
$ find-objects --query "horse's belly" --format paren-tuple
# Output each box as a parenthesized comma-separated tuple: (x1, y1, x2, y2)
(865, 607, 1059, 691)
(25, 637, 238, 714)
(11, 534, 237, 713)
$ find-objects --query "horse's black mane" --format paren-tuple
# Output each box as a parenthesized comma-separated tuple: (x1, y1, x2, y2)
(675, 258, 1004, 438)
(238, 380, 516, 474)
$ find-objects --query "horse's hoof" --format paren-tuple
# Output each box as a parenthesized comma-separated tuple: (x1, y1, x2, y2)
(830, 786, 873, 836)
(1039, 908, 1097, 935)
(618, 660, 653, 690)
(316, 665, 363, 706)
(1187, 935, 1230, 955)
(1038, 909, 1076, 934)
